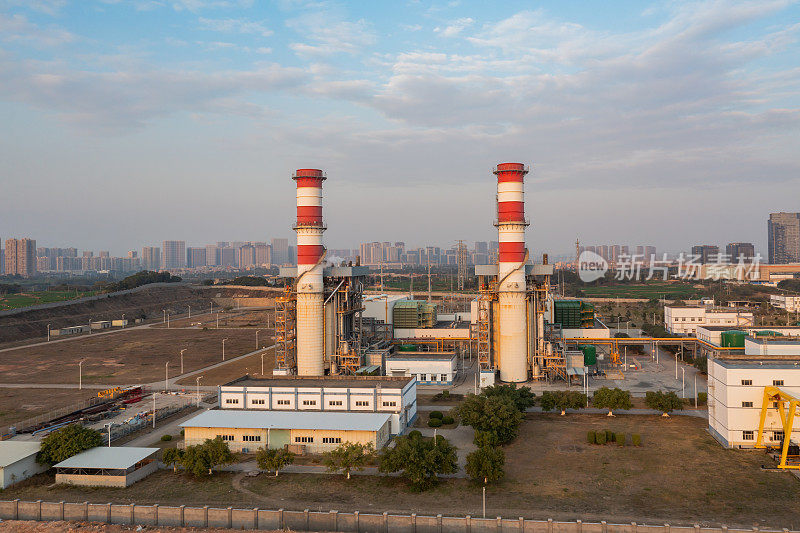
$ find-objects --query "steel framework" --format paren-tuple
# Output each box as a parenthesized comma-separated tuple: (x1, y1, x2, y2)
(275, 285, 296, 370)
(755, 385, 800, 469)
(456, 240, 468, 291)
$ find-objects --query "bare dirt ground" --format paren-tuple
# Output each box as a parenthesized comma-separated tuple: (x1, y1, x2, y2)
(152, 309, 275, 330)
(174, 349, 276, 387)
(5, 415, 799, 529)
(0, 388, 96, 428)
(0, 520, 276, 532)
(0, 329, 269, 385)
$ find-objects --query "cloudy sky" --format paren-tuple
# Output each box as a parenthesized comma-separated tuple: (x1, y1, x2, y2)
(1, 0, 798, 258)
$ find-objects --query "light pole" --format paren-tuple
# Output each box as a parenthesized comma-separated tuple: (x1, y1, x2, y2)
(261, 352, 265, 375)
(121, 313, 125, 328)
(167, 312, 170, 329)
(163, 309, 166, 324)
(482, 485, 486, 518)
(196, 376, 203, 407)
(188, 306, 191, 319)
(255, 330, 260, 350)
(47, 324, 51, 342)
(180, 349, 187, 374)
(682, 367, 685, 399)
(165, 361, 169, 392)
(210, 301, 213, 315)
(216, 313, 219, 329)
(153, 392, 157, 429)
(694, 374, 698, 408)
(78, 360, 83, 390)
(222, 338, 228, 360)
(105, 423, 113, 446)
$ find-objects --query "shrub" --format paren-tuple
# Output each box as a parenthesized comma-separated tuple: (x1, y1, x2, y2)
(595, 431, 607, 445)
(697, 392, 708, 405)
(616, 433, 626, 446)
(428, 418, 443, 427)
(429, 411, 444, 420)
(605, 430, 613, 442)
(587, 431, 596, 444)
(632, 434, 642, 446)
(645, 390, 683, 415)
(180, 429, 185, 436)
(408, 430, 423, 439)
(442, 416, 455, 425)
(442, 390, 450, 398)
(160, 434, 173, 442)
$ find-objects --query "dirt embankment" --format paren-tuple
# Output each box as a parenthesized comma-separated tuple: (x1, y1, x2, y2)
(0, 285, 280, 345)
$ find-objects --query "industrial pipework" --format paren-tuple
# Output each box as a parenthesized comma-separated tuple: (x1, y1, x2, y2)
(495, 162, 530, 383)
(294, 169, 326, 376)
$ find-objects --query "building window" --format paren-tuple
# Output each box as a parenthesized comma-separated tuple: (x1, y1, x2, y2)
(741, 380, 752, 386)
(742, 431, 754, 441)
(329, 400, 343, 406)
(276, 399, 290, 405)
(322, 437, 342, 444)
(216, 435, 235, 441)
(355, 401, 369, 407)
(295, 436, 313, 443)
(773, 380, 784, 387)
(225, 398, 239, 404)
(742, 401, 753, 408)
(251, 399, 265, 405)
(773, 431, 785, 441)
(243, 435, 261, 442)
(441, 374, 448, 382)
(302, 400, 317, 406)
(382, 401, 396, 407)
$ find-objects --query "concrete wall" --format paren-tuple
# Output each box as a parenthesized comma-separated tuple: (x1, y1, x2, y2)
(2, 499, 797, 533)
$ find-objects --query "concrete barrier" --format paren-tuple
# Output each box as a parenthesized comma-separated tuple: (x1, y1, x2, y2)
(0, 499, 796, 533)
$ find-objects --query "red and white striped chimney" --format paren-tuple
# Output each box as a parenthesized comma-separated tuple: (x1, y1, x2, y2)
(293, 169, 326, 376)
(495, 163, 529, 383)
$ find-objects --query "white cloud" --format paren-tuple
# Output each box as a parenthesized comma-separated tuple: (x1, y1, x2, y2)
(434, 17, 473, 37)
(0, 12, 76, 47)
(286, 11, 376, 57)
(198, 17, 274, 37)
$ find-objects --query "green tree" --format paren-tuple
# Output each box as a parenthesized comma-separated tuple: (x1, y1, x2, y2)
(457, 394, 523, 444)
(256, 447, 295, 476)
(540, 391, 587, 415)
(592, 387, 632, 416)
(379, 434, 458, 491)
(465, 446, 505, 484)
(162, 448, 184, 472)
(482, 384, 536, 412)
(180, 437, 236, 477)
(323, 442, 374, 480)
(645, 390, 683, 417)
(37, 424, 103, 466)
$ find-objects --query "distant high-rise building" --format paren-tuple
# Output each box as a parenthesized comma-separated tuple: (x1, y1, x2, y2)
(187, 247, 207, 268)
(644, 246, 656, 262)
(219, 247, 236, 267)
(127, 250, 137, 259)
(726, 242, 756, 263)
(271, 238, 289, 265)
(238, 244, 256, 269)
(288, 245, 296, 265)
(768, 212, 800, 264)
(205, 244, 220, 266)
(691, 245, 720, 264)
(475, 241, 488, 254)
(4, 238, 37, 277)
(142, 247, 161, 270)
(255, 243, 271, 266)
(0, 246, 4, 274)
(162, 241, 186, 269)
(99, 251, 110, 258)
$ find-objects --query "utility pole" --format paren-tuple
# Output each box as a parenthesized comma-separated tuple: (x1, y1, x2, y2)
(47, 324, 51, 342)
(78, 360, 82, 390)
(222, 338, 228, 360)
(180, 349, 186, 374)
(165, 361, 169, 392)
(196, 376, 203, 407)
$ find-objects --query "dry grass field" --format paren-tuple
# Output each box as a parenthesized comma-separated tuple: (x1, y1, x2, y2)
(4, 415, 799, 529)
(0, 388, 96, 429)
(0, 328, 269, 385)
(174, 348, 276, 387)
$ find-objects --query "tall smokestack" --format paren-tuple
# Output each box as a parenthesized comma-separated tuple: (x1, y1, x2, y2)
(495, 162, 529, 383)
(293, 168, 326, 376)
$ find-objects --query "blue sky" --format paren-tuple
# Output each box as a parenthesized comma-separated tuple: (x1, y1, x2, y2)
(1, 0, 799, 257)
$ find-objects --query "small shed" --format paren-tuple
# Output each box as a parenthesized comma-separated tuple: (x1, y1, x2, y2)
(0, 441, 47, 489)
(54, 447, 159, 487)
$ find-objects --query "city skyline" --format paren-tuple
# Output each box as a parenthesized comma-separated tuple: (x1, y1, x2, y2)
(1, 2, 799, 254)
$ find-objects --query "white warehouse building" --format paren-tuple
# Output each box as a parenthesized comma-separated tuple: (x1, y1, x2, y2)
(218, 375, 417, 434)
(385, 352, 458, 386)
(664, 305, 754, 336)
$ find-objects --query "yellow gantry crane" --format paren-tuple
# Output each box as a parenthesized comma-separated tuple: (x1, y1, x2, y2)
(755, 386, 800, 470)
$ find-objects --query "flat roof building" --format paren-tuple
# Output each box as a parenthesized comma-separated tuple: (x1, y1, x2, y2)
(180, 410, 392, 454)
(385, 352, 457, 386)
(54, 447, 159, 487)
(0, 441, 47, 489)
(218, 375, 417, 434)
(665, 305, 754, 336)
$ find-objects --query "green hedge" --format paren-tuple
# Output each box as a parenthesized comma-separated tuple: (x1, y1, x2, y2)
(587, 430, 596, 444)
(429, 411, 444, 420)
(428, 418, 443, 427)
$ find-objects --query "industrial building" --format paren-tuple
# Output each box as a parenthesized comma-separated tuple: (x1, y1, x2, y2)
(53, 447, 159, 488)
(385, 352, 457, 385)
(0, 441, 47, 489)
(664, 305, 754, 335)
(180, 410, 392, 454)
(771, 294, 800, 313)
(217, 375, 416, 434)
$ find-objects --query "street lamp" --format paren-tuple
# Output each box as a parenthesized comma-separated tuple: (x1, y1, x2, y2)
(165, 361, 169, 392)
(153, 392, 157, 429)
(121, 313, 125, 328)
(180, 349, 187, 374)
(188, 305, 191, 319)
(162, 309, 166, 324)
(222, 338, 228, 360)
(78, 360, 83, 390)
(255, 330, 260, 350)
(196, 376, 203, 407)
(261, 351, 265, 375)
(47, 324, 51, 342)
(167, 312, 170, 329)
(105, 423, 113, 447)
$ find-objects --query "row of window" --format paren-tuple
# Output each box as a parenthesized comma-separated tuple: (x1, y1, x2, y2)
(740, 380, 783, 386)
(224, 397, 399, 408)
(741, 400, 786, 408)
(217, 434, 262, 442)
(415, 374, 450, 382)
(742, 430, 783, 441)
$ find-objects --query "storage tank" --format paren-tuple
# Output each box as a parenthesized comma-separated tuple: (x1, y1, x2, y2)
(720, 330, 746, 348)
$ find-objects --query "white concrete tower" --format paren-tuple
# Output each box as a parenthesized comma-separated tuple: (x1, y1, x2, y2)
(293, 169, 326, 376)
(495, 162, 530, 383)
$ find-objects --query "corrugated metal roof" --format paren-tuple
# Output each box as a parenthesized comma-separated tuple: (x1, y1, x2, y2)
(181, 410, 391, 432)
(0, 441, 40, 468)
(54, 447, 159, 470)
